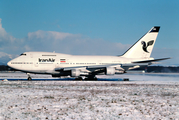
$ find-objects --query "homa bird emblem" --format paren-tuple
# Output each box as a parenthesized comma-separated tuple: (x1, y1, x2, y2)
(141, 40, 154, 53)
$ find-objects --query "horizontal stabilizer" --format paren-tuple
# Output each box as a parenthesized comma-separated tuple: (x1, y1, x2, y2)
(132, 57, 171, 63)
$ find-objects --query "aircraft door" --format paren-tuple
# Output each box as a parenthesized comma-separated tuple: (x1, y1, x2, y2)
(55, 60, 59, 68)
(33, 56, 38, 67)
(30, 53, 33, 58)
(34, 62, 39, 67)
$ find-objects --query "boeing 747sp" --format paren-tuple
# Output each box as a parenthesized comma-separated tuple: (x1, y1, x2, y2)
(7, 26, 170, 80)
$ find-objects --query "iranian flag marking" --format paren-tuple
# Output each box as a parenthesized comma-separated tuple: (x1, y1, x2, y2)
(60, 59, 66, 63)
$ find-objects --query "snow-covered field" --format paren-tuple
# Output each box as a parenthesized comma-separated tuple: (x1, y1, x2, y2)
(0, 79, 179, 119)
(1, 71, 179, 81)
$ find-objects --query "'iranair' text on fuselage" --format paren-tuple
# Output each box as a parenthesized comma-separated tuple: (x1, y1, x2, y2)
(39, 58, 55, 62)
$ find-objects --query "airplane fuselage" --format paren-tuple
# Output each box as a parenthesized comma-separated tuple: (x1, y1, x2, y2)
(8, 52, 145, 75)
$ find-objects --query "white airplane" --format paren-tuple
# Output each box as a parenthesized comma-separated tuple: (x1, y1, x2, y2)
(7, 26, 169, 80)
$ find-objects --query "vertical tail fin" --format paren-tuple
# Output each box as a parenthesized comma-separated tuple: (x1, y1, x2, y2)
(122, 26, 160, 59)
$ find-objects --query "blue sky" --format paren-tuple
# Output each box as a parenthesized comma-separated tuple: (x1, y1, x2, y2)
(0, 0, 178, 65)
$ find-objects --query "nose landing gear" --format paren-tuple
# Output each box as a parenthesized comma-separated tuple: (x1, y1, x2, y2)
(27, 73, 32, 81)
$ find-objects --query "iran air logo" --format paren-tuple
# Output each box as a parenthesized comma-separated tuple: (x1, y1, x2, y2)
(141, 40, 154, 53)
(39, 58, 55, 62)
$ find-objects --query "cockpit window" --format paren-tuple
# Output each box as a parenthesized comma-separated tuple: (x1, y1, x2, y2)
(20, 53, 26, 56)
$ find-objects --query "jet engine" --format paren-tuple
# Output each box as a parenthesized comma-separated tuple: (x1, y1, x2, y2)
(105, 67, 115, 75)
(71, 69, 80, 77)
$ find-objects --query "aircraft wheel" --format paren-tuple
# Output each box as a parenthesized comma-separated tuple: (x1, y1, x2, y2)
(75, 77, 83, 81)
(84, 78, 89, 80)
(28, 77, 32, 81)
(85, 76, 98, 81)
(123, 78, 129, 81)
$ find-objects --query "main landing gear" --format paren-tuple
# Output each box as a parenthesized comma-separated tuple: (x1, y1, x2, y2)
(84, 76, 97, 81)
(74, 77, 83, 80)
(75, 75, 98, 81)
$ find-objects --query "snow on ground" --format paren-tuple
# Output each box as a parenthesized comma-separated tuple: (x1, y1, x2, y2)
(0, 71, 52, 79)
(0, 81, 179, 119)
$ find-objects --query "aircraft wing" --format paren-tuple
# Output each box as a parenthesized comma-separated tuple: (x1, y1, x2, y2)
(55, 64, 120, 71)
(54, 64, 124, 76)
(55, 66, 86, 71)
(54, 58, 170, 76)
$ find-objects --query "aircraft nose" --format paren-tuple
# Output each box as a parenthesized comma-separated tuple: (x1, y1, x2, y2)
(7, 61, 12, 67)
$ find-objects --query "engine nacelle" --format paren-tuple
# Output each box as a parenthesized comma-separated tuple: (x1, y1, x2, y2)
(105, 67, 115, 75)
(71, 69, 80, 77)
